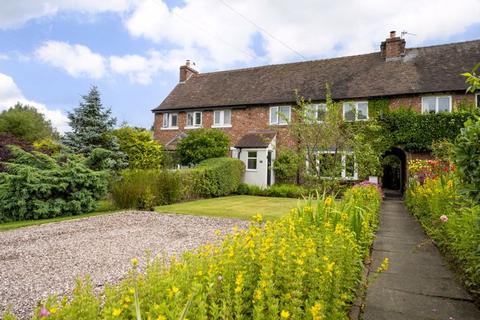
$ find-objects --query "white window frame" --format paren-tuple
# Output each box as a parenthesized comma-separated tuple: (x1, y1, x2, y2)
(476, 93, 480, 108)
(305, 150, 358, 180)
(161, 112, 178, 130)
(186, 111, 202, 129)
(212, 109, 232, 128)
(246, 151, 258, 171)
(307, 103, 327, 122)
(343, 101, 369, 121)
(421, 96, 452, 114)
(269, 106, 291, 125)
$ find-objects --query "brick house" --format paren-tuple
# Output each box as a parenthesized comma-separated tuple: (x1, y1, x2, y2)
(153, 32, 480, 187)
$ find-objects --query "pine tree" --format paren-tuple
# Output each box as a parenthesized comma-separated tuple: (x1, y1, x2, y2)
(63, 86, 126, 170)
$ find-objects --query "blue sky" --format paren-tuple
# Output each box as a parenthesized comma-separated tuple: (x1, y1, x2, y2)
(1, 0, 479, 132)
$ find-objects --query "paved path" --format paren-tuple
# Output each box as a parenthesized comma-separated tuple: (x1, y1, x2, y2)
(362, 193, 480, 320)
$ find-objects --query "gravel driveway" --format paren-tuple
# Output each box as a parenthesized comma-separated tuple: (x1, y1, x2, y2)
(0, 211, 248, 319)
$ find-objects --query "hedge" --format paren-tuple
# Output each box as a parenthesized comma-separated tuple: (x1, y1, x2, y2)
(111, 157, 245, 209)
(379, 109, 473, 152)
(5, 184, 382, 320)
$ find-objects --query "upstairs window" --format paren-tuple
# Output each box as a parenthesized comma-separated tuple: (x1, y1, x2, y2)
(343, 101, 368, 121)
(421, 96, 452, 113)
(186, 111, 202, 127)
(247, 151, 257, 170)
(162, 113, 178, 129)
(307, 103, 327, 122)
(213, 109, 232, 127)
(270, 106, 291, 125)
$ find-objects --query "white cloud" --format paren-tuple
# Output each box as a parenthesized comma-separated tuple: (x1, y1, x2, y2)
(36, 41, 106, 78)
(0, 53, 9, 60)
(109, 52, 164, 85)
(0, 73, 70, 133)
(0, 0, 135, 29)
(125, 0, 480, 66)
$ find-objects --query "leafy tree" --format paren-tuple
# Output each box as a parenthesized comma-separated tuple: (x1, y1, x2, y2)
(177, 129, 229, 165)
(288, 86, 389, 191)
(0, 103, 57, 142)
(112, 126, 164, 169)
(62, 86, 126, 170)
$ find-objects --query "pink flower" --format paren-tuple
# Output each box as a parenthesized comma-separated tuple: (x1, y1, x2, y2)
(440, 215, 448, 223)
(39, 307, 50, 318)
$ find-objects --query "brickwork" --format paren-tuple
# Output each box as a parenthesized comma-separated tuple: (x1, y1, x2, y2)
(153, 92, 476, 151)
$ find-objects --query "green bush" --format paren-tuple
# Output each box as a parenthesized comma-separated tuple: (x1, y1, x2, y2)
(236, 183, 309, 198)
(111, 158, 245, 209)
(111, 169, 181, 209)
(10, 185, 381, 320)
(177, 129, 230, 165)
(455, 117, 480, 202)
(380, 109, 473, 152)
(273, 150, 299, 184)
(0, 147, 108, 222)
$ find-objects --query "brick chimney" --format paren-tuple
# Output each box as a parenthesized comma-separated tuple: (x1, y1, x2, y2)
(179, 60, 198, 82)
(380, 31, 406, 61)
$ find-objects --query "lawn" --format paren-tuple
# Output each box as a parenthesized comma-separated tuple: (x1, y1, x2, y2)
(0, 199, 119, 232)
(155, 195, 302, 220)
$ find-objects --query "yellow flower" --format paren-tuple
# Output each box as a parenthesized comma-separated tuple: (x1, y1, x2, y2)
(376, 257, 389, 273)
(49, 307, 57, 314)
(324, 196, 333, 206)
(131, 257, 139, 267)
(280, 310, 290, 318)
(310, 302, 323, 320)
(112, 308, 122, 316)
(253, 213, 263, 223)
(157, 316, 167, 320)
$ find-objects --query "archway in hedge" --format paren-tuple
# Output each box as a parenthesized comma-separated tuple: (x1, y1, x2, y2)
(382, 147, 407, 193)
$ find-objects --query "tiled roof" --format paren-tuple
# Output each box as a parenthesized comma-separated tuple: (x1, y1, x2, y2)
(235, 130, 276, 148)
(154, 40, 480, 112)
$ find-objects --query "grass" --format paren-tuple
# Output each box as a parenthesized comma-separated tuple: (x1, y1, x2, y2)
(0, 199, 120, 232)
(155, 195, 302, 220)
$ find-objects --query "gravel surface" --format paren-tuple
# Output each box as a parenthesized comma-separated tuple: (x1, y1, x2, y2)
(0, 211, 248, 319)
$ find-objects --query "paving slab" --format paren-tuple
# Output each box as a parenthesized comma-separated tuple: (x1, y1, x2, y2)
(361, 196, 480, 320)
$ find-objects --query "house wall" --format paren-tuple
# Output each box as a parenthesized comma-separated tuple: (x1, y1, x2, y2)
(153, 92, 476, 151)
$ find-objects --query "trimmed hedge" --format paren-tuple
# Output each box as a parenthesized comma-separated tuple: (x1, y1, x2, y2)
(380, 109, 473, 152)
(111, 157, 245, 209)
(7, 184, 381, 320)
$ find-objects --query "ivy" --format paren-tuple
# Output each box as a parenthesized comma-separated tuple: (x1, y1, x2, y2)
(379, 109, 474, 152)
(368, 98, 390, 118)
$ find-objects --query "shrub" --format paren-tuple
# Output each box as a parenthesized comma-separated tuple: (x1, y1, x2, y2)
(406, 174, 480, 298)
(0, 147, 108, 222)
(12, 185, 381, 320)
(111, 169, 181, 209)
(455, 117, 480, 202)
(236, 183, 309, 198)
(112, 126, 164, 170)
(177, 129, 230, 165)
(111, 158, 245, 209)
(273, 150, 299, 184)
(0, 133, 32, 163)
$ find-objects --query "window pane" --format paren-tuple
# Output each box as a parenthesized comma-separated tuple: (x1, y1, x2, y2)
(357, 102, 368, 120)
(423, 97, 436, 113)
(163, 113, 168, 127)
(438, 97, 450, 112)
(306, 104, 317, 120)
(247, 159, 257, 170)
(270, 107, 278, 124)
(171, 114, 178, 127)
(195, 112, 202, 125)
(187, 113, 193, 126)
(224, 109, 231, 125)
(248, 151, 257, 158)
(343, 103, 355, 121)
(279, 106, 290, 124)
(317, 104, 327, 121)
(214, 111, 221, 125)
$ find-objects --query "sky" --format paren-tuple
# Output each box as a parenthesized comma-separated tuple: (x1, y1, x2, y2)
(0, 0, 480, 133)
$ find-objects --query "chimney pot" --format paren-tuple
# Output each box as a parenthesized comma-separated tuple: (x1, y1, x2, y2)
(390, 30, 396, 38)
